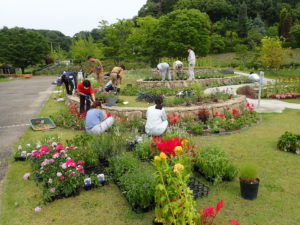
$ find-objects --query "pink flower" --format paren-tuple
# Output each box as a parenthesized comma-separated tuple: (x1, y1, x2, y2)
(51, 142, 57, 147)
(81, 169, 85, 174)
(34, 207, 42, 212)
(78, 160, 85, 164)
(76, 165, 83, 170)
(23, 172, 30, 180)
(47, 140, 52, 144)
(203, 206, 214, 216)
(50, 188, 56, 193)
(53, 152, 60, 159)
(54, 143, 64, 150)
(59, 176, 65, 180)
(70, 172, 76, 176)
(219, 114, 225, 118)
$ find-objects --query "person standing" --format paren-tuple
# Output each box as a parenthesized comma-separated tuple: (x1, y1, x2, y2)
(157, 62, 171, 81)
(61, 71, 77, 95)
(173, 60, 183, 78)
(85, 100, 115, 135)
(145, 96, 168, 136)
(187, 48, 196, 80)
(77, 80, 95, 113)
(109, 65, 125, 94)
(87, 56, 104, 86)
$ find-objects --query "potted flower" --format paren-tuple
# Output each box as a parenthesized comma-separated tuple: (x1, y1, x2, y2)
(84, 178, 92, 190)
(239, 163, 259, 200)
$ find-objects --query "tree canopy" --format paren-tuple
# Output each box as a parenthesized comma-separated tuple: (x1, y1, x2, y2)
(0, 27, 49, 73)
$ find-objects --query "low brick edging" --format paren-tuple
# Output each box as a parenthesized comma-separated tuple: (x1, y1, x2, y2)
(136, 75, 243, 89)
(66, 95, 247, 120)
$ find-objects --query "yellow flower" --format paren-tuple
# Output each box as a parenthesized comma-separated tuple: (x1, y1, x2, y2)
(159, 152, 167, 159)
(174, 146, 183, 152)
(154, 156, 161, 161)
(182, 138, 189, 149)
(173, 163, 184, 173)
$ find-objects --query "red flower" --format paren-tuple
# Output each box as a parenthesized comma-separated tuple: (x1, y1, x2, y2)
(215, 112, 219, 116)
(203, 206, 214, 216)
(156, 137, 183, 156)
(167, 113, 181, 124)
(232, 109, 239, 116)
(59, 176, 65, 180)
(229, 220, 240, 225)
(107, 112, 112, 118)
(70, 172, 76, 176)
(216, 200, 224, 213)
(219, 114, 225, 118)
(78, 160, 85, 164)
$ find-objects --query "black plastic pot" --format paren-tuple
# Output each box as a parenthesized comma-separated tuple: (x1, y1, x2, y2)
(15, 156, 26, 161)
(240, 178, 260, 200)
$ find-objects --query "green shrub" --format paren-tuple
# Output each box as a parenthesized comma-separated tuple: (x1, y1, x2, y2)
(134, 138, 158, 161)
(109, 153, 140, 180)
(194, 146, 238, 184)
(277, 131, 300, 154)
(118, 166, 155, 210)
(239, 163, 258, 181)
(191, 122, 204, 135)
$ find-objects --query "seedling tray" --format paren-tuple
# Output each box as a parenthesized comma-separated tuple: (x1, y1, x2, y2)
(30, 117, 56, 131)
(188, 177, 210, 199)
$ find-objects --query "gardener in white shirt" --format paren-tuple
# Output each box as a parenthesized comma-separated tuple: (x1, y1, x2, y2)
(173, 60, 183, 77)
(157, 62, 171, 81)
(187, 47, 196, 80)
(145, 96, 168, 136)
(248, 72, 260, 82)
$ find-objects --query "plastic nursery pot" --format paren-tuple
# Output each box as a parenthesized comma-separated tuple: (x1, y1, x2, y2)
(240, 178, 260, 200)
(14, 156, 26, 161)
(105, 97, 117, 106)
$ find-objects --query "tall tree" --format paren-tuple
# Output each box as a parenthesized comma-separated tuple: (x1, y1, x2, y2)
(154, 9, 211, 57)
(238, 1, 249, 38)
(279, 8, 292, 38)
(0, 27, 49, 73)
(35, 29, 71, 51)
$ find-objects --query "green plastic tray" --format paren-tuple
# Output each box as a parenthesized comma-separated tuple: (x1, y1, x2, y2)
(30, 117, 56, 131)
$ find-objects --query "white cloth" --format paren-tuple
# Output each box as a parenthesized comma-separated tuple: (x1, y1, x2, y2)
(157, 62, 171, 81)
(86, 117, 115, 135)
(248, 73, 260, 82)
(188, 50, 196, 79)
(145, 105, 168, 136)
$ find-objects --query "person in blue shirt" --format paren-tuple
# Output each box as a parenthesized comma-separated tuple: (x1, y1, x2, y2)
(85, 100, 115, 135)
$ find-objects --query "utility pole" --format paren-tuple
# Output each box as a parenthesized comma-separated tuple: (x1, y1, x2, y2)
(258, 71, 264, 108)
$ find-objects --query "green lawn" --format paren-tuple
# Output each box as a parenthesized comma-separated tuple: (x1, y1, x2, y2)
(1, 73, 300, 224)
(280, 98, 300, 104)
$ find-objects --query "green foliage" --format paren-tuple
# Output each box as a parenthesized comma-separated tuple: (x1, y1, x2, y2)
(36, 29, 72, 51)
(194, 146, 238, 184)
(239, 163, 259, 181)
(70, 35, 103, 62)
(238, 1, 249, 38)
(90, 133, 126, 160)
(118, 166, 155, 210)
(277, 131, 300, 154)
(134, 138, 158, 161)
(210, 33, 226, 53)
(0, 27, 50, 73)
(154, 9, 211, 57)
(191, 122, 204, 135)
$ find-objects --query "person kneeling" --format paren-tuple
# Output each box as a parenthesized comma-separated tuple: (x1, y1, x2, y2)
(85, 100, 115, 135)
(145, 96, 168, 136)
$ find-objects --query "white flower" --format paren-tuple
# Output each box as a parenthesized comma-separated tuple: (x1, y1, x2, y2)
(27, 153, 31, 157)
(23, 173, 30, 180)
(26, 144, 31, 147)
(51, 142, 57, 147)
(48, 178, 53, 184)
(40, 170, 44, 174)
(56, 172, 62, 177)
(34, 207, 42, 212)
(61, 163, 67, 169)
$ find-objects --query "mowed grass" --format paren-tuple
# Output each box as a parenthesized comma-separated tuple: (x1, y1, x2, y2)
(192, 109, 300, 225)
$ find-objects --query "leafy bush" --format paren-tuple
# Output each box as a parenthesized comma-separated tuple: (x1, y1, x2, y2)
(191, 122, 204, 135)
(277, 131, 300, 154)
(109, 153, 140, 180)
(134, 138, 158, 161)
(118, 166, 155, 211)
(239, 163, 258, 182)
(90, 133, 126, 161)
(194, 146, 238, 184)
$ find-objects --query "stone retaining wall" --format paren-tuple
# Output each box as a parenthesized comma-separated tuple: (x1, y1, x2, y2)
(136, 75, 243, 89)
(67, 95, 247, 120)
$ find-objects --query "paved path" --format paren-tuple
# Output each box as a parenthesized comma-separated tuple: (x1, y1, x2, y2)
(0, 76, 55, 182)
(205, 71, 300, 113)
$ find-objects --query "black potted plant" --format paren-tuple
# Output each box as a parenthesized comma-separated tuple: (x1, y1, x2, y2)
(105, 92, 118, 106)
(239, 163, 260, 200)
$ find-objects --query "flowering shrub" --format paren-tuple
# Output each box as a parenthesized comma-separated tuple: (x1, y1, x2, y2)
(168, 113, 181, 124)
(50, 104, 85, 130)
(151, 136, 184, 156)
(277, 131, 300, 154)
(271, 92, 300, 99)
(30, 141, 86, 202)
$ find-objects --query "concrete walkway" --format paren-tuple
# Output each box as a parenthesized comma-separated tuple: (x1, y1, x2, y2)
(205, 71, 300, 113)
(0, 76, 55, 182)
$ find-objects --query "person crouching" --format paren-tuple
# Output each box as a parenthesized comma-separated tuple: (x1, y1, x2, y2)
(85, 100, 115, 135)
(145, 96, 168, 136)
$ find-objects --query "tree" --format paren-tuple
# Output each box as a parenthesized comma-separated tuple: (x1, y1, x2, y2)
(154, 9, 211, 57)
(70, 35, 103, 62)
(99, 19, 134, 63)
(127, 16, 159, 64)
(260, 36, 291, 69)
(238, 2, 249, 38)
(210, 34, 225, 53)
(279, 8, 292, 38)
(0, 27, 50, 73)
(36, 29, 72, 51)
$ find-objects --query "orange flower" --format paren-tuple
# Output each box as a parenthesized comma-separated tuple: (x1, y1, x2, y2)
(159, 152, 167, 159)
(173, 163, 184, 173)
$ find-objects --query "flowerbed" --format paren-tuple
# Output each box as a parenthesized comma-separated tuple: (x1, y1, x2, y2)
(261, 78, 300, 98)
(270, 92, 300, 99)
